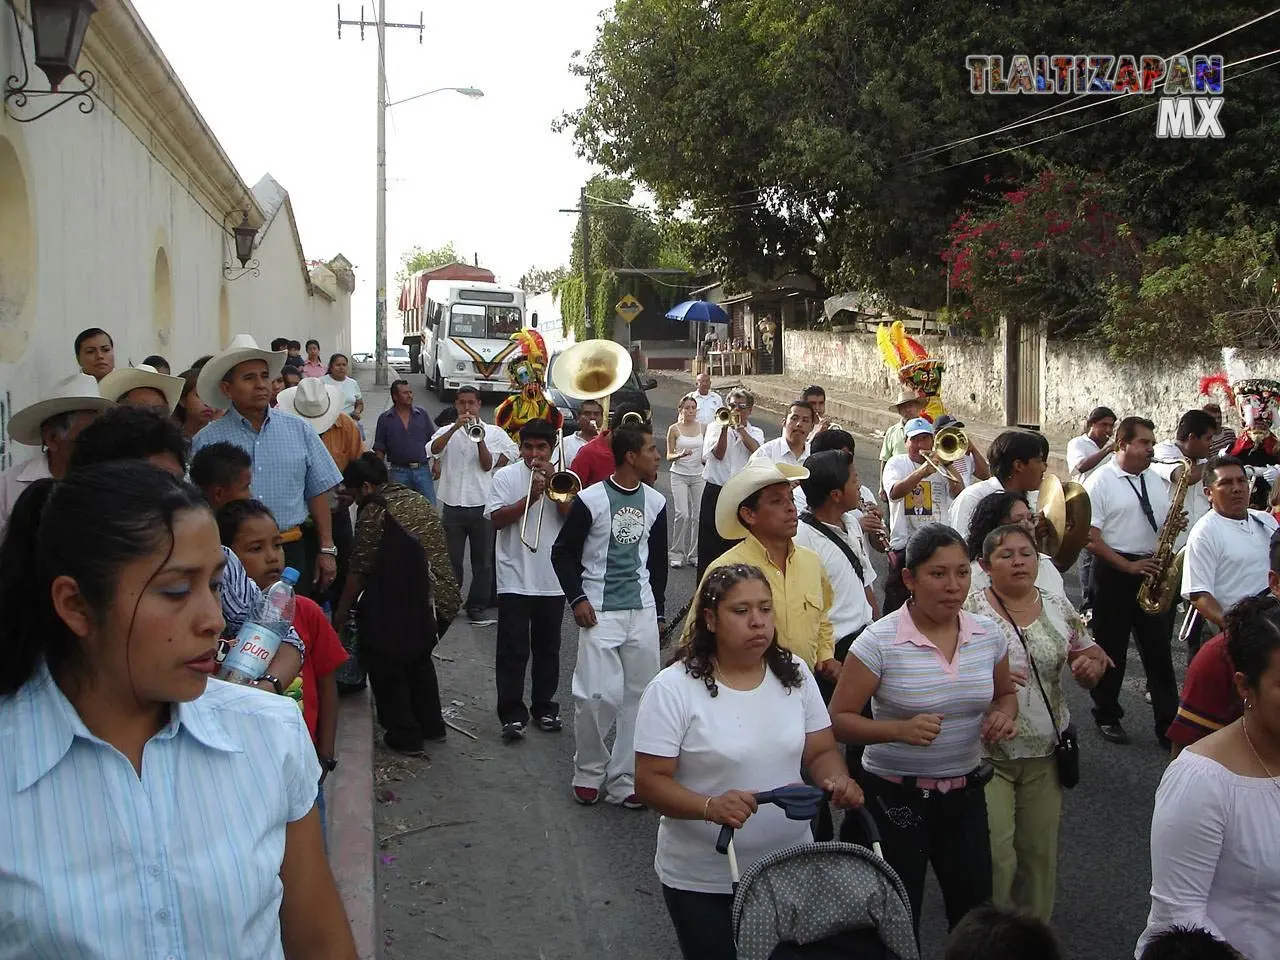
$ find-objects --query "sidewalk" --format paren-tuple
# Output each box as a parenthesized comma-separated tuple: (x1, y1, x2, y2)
(657, 370, 1073, 477)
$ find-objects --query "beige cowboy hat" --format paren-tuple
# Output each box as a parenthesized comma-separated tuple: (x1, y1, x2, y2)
(715, 459, 810, 540)
(9, 372, 116, 446)
(890, 386, 923, 411)
(276, 377, 343, 434)
(99, 363, 184, 412)
(197, 334, 286, 411)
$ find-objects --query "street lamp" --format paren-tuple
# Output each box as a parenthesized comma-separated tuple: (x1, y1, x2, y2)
(373, 83, 484, 386)
(4, 0, 100, 123)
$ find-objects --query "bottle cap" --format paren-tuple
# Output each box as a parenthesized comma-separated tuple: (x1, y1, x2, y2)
(281, 567, 301, 585)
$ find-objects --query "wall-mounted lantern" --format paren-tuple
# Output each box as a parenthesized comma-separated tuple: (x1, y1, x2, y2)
(223, 212, 260, 282)
(4, 0, 99, 123)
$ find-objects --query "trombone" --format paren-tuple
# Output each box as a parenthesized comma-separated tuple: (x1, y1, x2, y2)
(923, 425, 968, 484)
(519, 442, 582, 551)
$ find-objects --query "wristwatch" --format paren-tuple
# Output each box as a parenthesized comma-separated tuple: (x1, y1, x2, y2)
(260, 674, 284, 695)
(318, 757, 338, 786)
(319, 545, 338, 557)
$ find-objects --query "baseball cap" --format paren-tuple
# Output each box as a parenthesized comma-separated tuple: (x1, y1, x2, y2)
(904, 417, 935, 439)
(935, 414, 965, 430)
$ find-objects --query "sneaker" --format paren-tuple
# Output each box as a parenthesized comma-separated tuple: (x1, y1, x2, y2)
(501, 721, 525, 743)
(573, 786, 600, 805)
(535, 714, 563, 732)
(620, 794, 646, 810)
(669, 559, 683, 569)
(468, 613, 497, 627)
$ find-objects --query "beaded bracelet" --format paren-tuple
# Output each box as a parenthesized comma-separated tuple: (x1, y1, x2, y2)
(702, 797, 712, 822)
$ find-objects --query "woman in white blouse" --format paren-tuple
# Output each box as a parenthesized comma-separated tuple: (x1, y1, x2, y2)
(634, 563, 862, 960)
(1136, 593, 1280, 959)
(666, 394, 705, 569)
(964, 523, 1108, 921)
(323, 353, 364, 426)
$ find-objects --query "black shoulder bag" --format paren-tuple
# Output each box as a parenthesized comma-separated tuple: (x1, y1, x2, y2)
(799, 512, 868, 659)
(991, 591, 1080, 789)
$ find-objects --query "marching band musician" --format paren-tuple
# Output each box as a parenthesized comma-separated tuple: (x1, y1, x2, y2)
(696, 387, 764, 581)
(1082, 416, 1184, 750)
(1065, 406, 1117, 606)
(795, 428, 889, 561)
(750, 400, 814, 466)
(947, 430, 1049, 544)
(1150, 409, 1217, 551)
(1181, 455, 1279, 640)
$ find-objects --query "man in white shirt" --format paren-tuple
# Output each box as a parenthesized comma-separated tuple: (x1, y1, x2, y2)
(796, 427, 888, 559)
(947, 429, 1050, 543)
(1181, 455, 1279, 651)
(561, 397, 603, 469)
(1065, 405, 1117, 601)
(0, 373, 114, 539)
(486, 420, 567, 742)
(1084, 416, 1184, 749)
(751, 401, 814, 466)
(430, 386, 516, 625)
(696, 387, 764, 581)
(1151, 408, 1217, 552)
(880, 418, 962, 612)
(690, 371, 724, 425)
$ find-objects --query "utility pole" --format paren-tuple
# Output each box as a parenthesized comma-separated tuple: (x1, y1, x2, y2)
(580, 186, 592, 335)
(338, 3, 424, 386)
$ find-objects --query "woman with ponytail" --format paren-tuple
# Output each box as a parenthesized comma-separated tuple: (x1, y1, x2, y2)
(0, 461, 357, 959)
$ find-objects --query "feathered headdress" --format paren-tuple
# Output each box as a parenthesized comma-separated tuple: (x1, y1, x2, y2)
(511, 328, 549, 367)
(1198, 373, 1235, 408)
(876, 320, 930, 374)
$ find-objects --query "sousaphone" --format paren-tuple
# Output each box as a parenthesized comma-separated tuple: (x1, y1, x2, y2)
(1037, 474, 1092, 572)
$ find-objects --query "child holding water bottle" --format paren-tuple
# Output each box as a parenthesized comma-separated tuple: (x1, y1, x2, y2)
(217, 499, 348, 837)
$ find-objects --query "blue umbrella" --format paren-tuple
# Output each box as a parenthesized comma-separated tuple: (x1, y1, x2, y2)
(665, 299, 728, 323)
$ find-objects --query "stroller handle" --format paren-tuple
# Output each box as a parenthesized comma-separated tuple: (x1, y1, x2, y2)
(713, 786, 881, 854)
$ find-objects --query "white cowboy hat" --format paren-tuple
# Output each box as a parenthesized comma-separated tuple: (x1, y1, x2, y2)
(197, 334, 286, 411)
(275, 378, 343, 435)
(98, 363, 184, 413)
(9, 372, 116, 446)
(890, 386, 923, 410)
(715, 459, 809, 540)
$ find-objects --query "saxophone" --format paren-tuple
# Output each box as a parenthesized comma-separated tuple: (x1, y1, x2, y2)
(1136, 457, 1192, 615)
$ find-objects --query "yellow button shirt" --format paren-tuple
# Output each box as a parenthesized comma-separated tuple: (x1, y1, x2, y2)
(680, 534, 835, 668)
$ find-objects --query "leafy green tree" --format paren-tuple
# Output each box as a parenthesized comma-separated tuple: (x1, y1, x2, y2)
(396, 242, 461, 285)
(519, 265, 570, 295)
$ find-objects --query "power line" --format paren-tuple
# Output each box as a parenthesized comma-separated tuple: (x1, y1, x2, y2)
(907, 7, 1280, 162)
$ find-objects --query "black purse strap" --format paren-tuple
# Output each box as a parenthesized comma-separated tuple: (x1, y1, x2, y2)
(990, 589, 1062, 748)
(799, 512, 865, 584)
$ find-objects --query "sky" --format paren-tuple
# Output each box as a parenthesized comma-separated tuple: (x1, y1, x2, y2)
(132, 0, 611, 350)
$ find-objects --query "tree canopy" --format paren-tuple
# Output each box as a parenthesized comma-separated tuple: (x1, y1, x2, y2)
(396, 242, 462, 285)
(562, 0, 1280, 317)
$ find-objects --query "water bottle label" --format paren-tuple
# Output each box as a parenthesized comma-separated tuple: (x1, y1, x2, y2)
(221, 622, 284, 680)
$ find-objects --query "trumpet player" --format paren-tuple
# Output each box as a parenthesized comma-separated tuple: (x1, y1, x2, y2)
(486, 420, 567, 742)
(802, 384, 833, 437)
(430, 386, 517, 626)
(697, 387, 764, 581)
(1082, 416, 1184, 749)
(562, 397, 604, 468)
(881, 419, 963, 612)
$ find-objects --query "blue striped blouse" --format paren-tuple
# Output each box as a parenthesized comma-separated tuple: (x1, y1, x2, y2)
(0, 664, 320, 959)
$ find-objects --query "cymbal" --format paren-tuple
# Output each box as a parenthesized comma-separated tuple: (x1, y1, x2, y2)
(1038, 474, 1092, 572)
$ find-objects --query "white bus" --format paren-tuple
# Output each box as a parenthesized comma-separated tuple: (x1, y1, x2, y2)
(417, 281, 527, 400)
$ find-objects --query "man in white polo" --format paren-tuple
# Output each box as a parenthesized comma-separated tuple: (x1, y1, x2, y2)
(751, 400, 815, 466)
(0, 373, 115, 538)
(690, 371, 724, 425)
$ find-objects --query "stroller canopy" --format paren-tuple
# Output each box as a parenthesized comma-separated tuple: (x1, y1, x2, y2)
(732, 841, 919, 960)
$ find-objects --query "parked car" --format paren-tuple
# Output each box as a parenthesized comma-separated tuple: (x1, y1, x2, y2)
(386, 346, 412, 374)
(350, 351, 372, 364)
(544, 351, 658, 436)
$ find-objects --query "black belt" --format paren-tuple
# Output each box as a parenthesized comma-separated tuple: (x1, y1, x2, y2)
(390, 460, 424, 469)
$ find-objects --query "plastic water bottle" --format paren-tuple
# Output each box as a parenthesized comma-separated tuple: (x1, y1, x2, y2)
(217, 567, 300, 685)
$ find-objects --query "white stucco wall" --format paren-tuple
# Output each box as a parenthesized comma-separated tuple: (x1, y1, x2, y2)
(0, 6, 350, 467)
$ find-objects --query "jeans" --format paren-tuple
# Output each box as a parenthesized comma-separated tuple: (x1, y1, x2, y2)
(669, 472, 704, 564)
(571, 608, 660, 803)
(316, 784, 328, 854)
(495, 593, 564, 725)
(389, 463, 436, 505)
(1077, 549, 1096, 606)
(441, 504, 494, 616)
(662, 885, 736, 960)
(364, 645, 445, 751)
(696, 481, 728, 582)
(1087, 556, 1178, 740)
(860, 770, 994, 938)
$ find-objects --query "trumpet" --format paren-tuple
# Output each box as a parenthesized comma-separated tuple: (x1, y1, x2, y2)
(520, 445, 582, 551)
(715, 407, 741, 427)
(464, 420, 486, 442)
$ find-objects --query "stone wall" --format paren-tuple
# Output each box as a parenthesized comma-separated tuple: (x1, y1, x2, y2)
(783, 328, 1276, 437)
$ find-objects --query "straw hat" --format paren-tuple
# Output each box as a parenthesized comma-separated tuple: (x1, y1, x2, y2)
(9, 372, 116, 446)
(275, 378, 343, 434)
(197, 334, 286, 411)
(99, 363, 184, 412)
(889, 386, 923, 411)
(715, 460, 809, 540)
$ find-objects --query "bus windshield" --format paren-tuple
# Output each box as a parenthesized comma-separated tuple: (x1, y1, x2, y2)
(449, 304, 522, 339)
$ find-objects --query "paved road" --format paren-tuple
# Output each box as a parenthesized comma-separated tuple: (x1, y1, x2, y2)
(364, 370, 1182, 960)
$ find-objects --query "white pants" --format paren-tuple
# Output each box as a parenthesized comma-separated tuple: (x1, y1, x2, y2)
(668, 472, 704, 564)
(571, 607, 660, 803)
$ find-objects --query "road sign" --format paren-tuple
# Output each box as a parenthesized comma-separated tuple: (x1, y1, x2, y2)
(615, 294, 643, 323)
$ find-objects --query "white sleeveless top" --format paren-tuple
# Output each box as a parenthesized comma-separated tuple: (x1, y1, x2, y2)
(671, 430, 705, 477)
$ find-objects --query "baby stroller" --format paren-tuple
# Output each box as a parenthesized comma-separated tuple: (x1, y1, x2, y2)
(716, 785, 917, 960)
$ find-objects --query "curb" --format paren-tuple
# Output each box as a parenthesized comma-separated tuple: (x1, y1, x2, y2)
(329, 686, 377, 959)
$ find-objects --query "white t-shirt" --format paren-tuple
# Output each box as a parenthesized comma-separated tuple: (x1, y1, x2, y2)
(484, 459, 565, 596)
(1181, 509, 1278, 611)
(1085, 461, 1170, 556)
(1066, 434, 1111, 484)
(794, 484, 878, 570)
(561, 432, 591, 469)
(432, 422, 517, 507)
(322, 374, 362, 417)
(1151, 441, 1211, 552)
(702, 421, 766, 486)
(793, 519, 874, 639)
(692, 391, 724, 425)
(750, 436, 810, 466)
(881, 454, 944, 549)
(634, 658, 830, 894)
